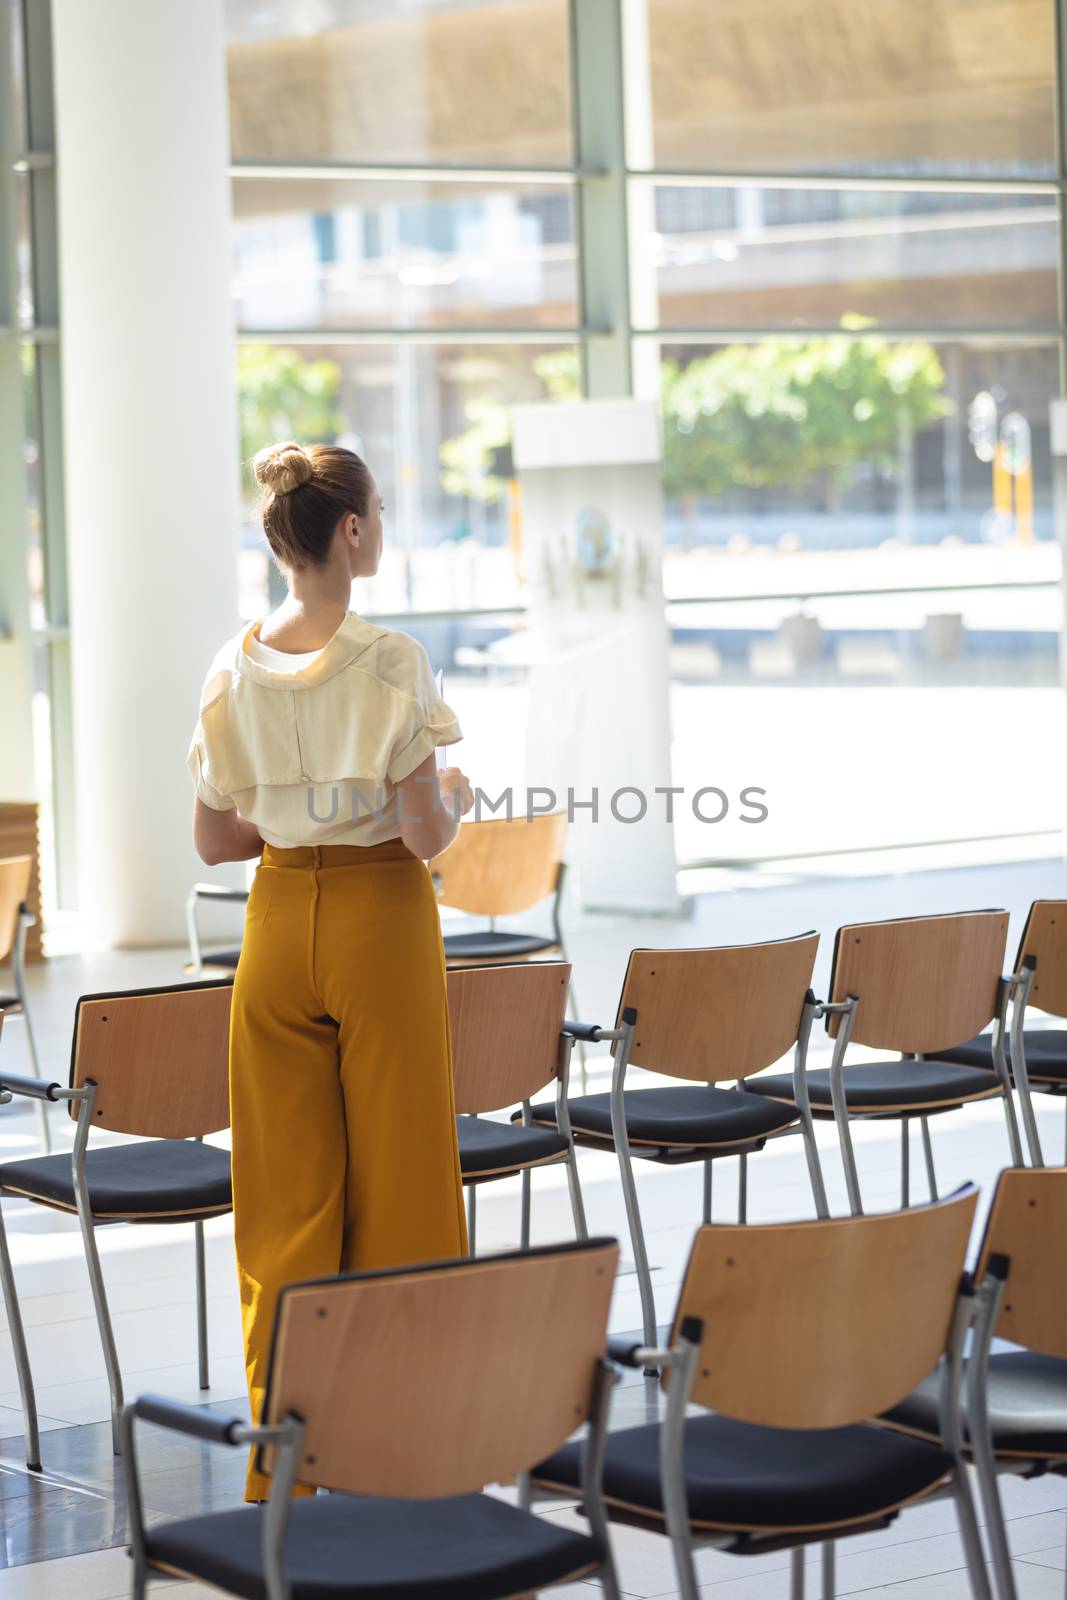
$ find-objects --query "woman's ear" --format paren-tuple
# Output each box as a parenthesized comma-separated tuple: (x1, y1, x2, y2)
(347, 512, 361, 546)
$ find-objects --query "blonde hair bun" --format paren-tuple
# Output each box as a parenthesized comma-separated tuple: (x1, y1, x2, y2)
(253, 442, 314, 496)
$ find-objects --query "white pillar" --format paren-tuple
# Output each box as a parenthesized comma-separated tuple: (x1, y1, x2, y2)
(52, 0, 241, 946)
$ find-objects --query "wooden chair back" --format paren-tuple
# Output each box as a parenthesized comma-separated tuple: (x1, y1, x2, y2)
(69, 980, 232, 1137)
(1018, 901, 1067, 1020)
(673, 1186, 977, 1428)
(431, 812, 568, 918)
(614, 932, 819, 1083)
(449, 962, 570, 1113)
(828, 911, 1009, 1053)
(978, 1167, 1067, 1361)
(263, 1238, 619, 1497)
(0, 856, 31, 966)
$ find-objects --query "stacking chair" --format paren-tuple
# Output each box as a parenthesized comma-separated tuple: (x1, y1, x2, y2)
(525, 933, 827, 1351)
(748, 911, 1024, 1215)
(185, 881, 248, 974)
(432, 811, 570, 967)
(123, 1239, 622, 1600)
(930, 901, 1067, 1167)
(0, 855, 50, 1151)
(882, 1166, 1067, 1600)
(449, 962, 587, 1253)
(0, 978, 233, 1467)
(533, 1187, 988, 1600)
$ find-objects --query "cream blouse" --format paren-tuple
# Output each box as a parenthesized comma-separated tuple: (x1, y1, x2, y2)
(187, 613, 462, 848)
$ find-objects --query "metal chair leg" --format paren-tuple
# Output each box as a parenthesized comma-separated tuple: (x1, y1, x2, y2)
(185, 888, 204, 976)
(920, 1116, 939, 1200)
(702, 1159, 712, 1225)
(791, 1546, 805, 1600)
(737, 1151, 748, 1224)
(901, 1119, 910, 1208)
(565, 1150, 588, 1240)
(13, 922, 51, 1155)
(520, 1167, 531, 1250)
(615, 1134, 657, 1356)
(821, 1541, 836, 1600)
(0, 1200, 40, 1470)
(195, 1219, 209, 1390)
(566, 974, 588, 1093)
(74, 1200, 124, 1453)
(466, 1184, 477, 1257)
(952, 1465, 995, 1600)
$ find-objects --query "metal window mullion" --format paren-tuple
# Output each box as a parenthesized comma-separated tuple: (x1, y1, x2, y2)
(1055, 0, 1067, 389)
(569, 0, 631, 398)
(20, 0, 75, 907)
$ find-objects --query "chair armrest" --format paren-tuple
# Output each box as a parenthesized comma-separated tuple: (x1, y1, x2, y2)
(606, 1336, 646, 1368)
(563, 1020, 608, 1042)
(128, 1395, 246, 1445)
(0, 1072, 62, 1102)
(191, 884, 250, 904)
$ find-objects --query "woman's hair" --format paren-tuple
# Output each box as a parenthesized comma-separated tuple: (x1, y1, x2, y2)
(252, 441, 375, 569)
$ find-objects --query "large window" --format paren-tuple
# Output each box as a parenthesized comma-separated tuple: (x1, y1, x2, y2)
(224, 0, 1065, 866)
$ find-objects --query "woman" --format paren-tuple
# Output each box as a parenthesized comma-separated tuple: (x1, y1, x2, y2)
(187, 441, 472, 1500)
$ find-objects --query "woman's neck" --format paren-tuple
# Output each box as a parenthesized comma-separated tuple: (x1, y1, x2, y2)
(260, 562, 353, 651)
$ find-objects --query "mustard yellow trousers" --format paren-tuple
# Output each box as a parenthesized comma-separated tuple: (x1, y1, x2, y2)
(229, 840, 468, 1500)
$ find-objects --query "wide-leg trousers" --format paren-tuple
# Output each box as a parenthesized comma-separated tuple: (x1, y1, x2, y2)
(229, 839, 468, 1500)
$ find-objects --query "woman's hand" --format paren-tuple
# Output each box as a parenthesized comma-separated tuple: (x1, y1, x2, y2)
(398, 756, 473, 860)
(437, 766, 474, 820)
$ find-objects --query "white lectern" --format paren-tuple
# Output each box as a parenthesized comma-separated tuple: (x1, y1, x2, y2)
(511, 398, 680, 914)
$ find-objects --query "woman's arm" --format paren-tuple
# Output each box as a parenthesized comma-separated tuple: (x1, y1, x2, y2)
(193, 797, 264, 865)
(397, 755, 473, 860)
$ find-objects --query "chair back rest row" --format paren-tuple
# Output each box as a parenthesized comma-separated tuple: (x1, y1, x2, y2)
(1017, 901, 1067, 1020)
(613, 932, 819, 1082)
(432, 811, 568, 918)
(671, 1185, 978, 1429)
(448, 962, 570, 1113)
(68, 980, 232, 1137)
(263, 1238, 619, 1497)
(0, 856, 31, 967)
(827, 910, 1009, 1053)
(977, 1166, 1067, 1361)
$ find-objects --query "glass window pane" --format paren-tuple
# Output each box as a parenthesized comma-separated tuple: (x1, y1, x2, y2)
(643, 0, 1057, 177)
(225, 0, 572, 167)
(657, 335, 1061, 861)
(237, 340, 580, 613)
(655, 337, 1057, 562)
(634, 184, 1058, 330)
(233, 177, 578, 330)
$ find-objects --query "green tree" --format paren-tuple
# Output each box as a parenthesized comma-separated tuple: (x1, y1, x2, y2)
(438, 319, 952, 513)
(438, 349, 581, 503)
(236, 344, 346, 490)
(663, 320, 951, 511)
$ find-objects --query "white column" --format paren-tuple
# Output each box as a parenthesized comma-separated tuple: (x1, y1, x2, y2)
(52, 0, 241, 947)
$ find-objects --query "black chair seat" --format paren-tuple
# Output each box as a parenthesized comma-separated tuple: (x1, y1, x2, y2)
(931, 1030, 1067, 1084)
(443, 931, 559, 962)
(457, 1117, 568, 1179)
(883, 1350, 1067, 1458)
(534, 1413, 951, 1534)
(526, 1086, 798, 1150)
(748, 1059, 1001, 1112)
(198, 947, 242, 971)
(0, 1140, 232, 1218)
(145, 1489, 604, 1600)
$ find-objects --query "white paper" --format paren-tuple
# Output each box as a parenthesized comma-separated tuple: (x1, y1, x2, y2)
(434, 669, 448, 770)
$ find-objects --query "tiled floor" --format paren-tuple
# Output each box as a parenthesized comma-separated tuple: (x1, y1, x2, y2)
(1, 851, 1065, 1597)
